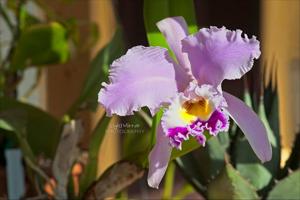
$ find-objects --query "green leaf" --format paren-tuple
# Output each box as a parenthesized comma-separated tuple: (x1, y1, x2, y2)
(267, 170, 300, 200)
(175, 134, 227, 196)
(20, 6, 40, 30)
(207, 164, 259, 200)
(68, 28, 124, 115)
(0, 97, 61, 158)
(0, 107, 35, 163)
(264, 83, 281, 168)
(79, 116, 111, 196)
(258, 96, 281, 177)
(171, 132, 213, 160)
(259, 99, 277, 148)
(121, 110, 158, 168)
(11, 22, 70, 70)
(122, 114, 151, 159)
(264, 82, 278, 119)
(206, 135, 227, 174)
(176, 151, 207, 195)
(234, 136, 273, 191)
(144, 0, 197, 49)
(171, 138, 200, 160)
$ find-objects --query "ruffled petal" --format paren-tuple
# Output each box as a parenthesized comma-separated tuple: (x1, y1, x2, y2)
(98, 46, 178, 116)
(157, 17, 193, 91)
(182, 27, 261, 87)
(148, 124, 172, 189)
(223, 92, 272, 162)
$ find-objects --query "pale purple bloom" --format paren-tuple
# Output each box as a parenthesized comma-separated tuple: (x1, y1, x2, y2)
(98, 17, 272, 189)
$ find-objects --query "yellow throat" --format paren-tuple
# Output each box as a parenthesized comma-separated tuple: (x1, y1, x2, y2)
(180, 98, 214, 122)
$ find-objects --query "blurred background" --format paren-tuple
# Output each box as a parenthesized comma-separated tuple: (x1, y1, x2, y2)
(0, 0, 299, 199)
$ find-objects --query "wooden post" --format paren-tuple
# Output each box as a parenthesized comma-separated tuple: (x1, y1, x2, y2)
(88, 0, 120, 176)
(261, 0, 300, 166)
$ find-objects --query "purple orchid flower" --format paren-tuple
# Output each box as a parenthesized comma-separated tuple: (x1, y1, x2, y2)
(98, 17, 272, 189)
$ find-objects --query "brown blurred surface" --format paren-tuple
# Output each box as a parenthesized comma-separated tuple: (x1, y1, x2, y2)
(40, 0, 119, 176)
(41, 0, 91, 118)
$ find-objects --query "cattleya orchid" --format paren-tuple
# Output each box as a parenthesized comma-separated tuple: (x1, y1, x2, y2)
(98, 17, 272, 188)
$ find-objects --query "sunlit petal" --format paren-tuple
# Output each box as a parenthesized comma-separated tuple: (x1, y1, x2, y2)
(98, 46, 178, 116)
(182, 27, 261, 87)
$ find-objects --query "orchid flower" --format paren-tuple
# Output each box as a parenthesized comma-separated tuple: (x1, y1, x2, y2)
(98, 16, 272, 189)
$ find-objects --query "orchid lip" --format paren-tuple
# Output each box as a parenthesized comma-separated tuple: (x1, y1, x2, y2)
(162, 83, 230, 149)
(167, 108, 230, 149)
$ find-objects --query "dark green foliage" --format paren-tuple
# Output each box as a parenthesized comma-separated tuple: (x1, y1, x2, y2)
(0, 97, 61, 158)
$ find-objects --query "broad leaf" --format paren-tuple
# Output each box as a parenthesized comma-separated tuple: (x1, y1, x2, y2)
(11, 22, 69, 70)
(207, 164, 259, 200)
(267, 170, 300, 200)
(0, 97, 61, 158)
(234, 135, 273, 191)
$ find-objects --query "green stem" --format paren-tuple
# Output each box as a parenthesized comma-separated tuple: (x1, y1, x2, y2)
(162, 162, 175, 199)
(173, 184, 194, 200)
